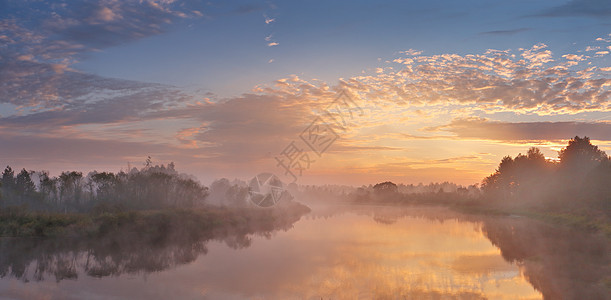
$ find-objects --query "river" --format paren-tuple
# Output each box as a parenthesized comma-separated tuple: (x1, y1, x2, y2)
(1, 205, 608, 299)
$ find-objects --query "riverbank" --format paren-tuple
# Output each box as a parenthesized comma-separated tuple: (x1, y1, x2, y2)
(0, 202, 311, 238)
(451, 201, 611, 238)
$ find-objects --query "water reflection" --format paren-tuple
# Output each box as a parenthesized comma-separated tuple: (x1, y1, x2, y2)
(259, 209, 540, 300)
(0, 207, 302, 284)
(0, 236, 211, 282)
(0, 205, 607, 299)
(482, 216, 610, 299)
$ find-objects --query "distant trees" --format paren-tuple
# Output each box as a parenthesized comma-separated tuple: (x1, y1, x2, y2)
(0, 161, 209, 212)
(373, 181, 398, 194)
(207, 178, 250, 207)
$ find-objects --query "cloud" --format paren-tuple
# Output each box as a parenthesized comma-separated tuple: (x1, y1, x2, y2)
(0, 79, 191, 128)
(1, 1, 204, 50)
(520, 43, 553, 67)
(338, 43, 610, 114)
(0, 1, 210, 114)
(0, 81, 331, 172)
(0, 0, 211, 137)
(479, 28, 531, 36)
(537, 0, 611, 18)
(175, 102, 306, 164)
(427, 118, 611, 142)
(562, 54, 585, 61)
(401, 134, 459, 140)
(585, 46, 600, 51)
(399, 49, 423, 56)
(95, 6, 121, 22)
(0, 59, 162, 106)
(264, 16, 275, 24)
(265, 34, 279, 46)
(0, 133, 179, 164)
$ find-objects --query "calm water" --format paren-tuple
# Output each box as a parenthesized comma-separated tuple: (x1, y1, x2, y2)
(0, 205, 608, 299)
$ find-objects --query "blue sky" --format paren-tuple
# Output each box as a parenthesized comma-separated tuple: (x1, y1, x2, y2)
(0, 0, 609, 185)
(69, 0, 610, 96)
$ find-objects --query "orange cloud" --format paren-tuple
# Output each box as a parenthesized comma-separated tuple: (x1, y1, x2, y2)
(427, 118, 611, 142)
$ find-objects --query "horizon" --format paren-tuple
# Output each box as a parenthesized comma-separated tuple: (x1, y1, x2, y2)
(1, 136, 604, 188)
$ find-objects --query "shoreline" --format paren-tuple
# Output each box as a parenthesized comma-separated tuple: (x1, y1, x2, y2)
(0, 202, 311, 239)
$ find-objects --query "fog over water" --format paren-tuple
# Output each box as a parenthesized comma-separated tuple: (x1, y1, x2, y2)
(2, 204, 606, 299)
(1, 1, 610, 299)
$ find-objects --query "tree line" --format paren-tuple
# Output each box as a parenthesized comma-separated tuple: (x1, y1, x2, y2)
(1, 136, 608, 213)
(329, 136, 609, 209)
(0, 161, 208, 213)
(481, 136, 610, 210)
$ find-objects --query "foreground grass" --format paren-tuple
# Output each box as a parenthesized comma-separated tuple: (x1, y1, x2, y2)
(0, 203, 311, 238)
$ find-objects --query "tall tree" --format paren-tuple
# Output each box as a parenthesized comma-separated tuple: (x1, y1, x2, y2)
(559, 136, 608, 172)
(1, 166, 16, 205)
(39, 171, 58, 205)
(15, 169, 36, 200)
(1, 166, 15, 191)
(527, 147, 546, 163)
(482, 148, 554, 202)
(91, 172, 118, 202)
(58, 171, 83, 209)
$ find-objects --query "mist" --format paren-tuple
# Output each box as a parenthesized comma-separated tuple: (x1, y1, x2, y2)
(2, 0, 610, 298)
(1, 136, 609, 299)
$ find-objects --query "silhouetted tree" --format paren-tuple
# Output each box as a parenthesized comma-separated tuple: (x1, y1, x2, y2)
(145, 156, 153, 168)
(482, 138, 610, 211)
(481, 156, 515, 200)
(39, 171, 58, 206)
(90, 172, 118, 202)
(1, 166, 15, 206)
(58, 171, 83, 209)
(559, 136, 608, 174)
(373, 181, 398, 193)
(482, 147, 554, 202)
(0, 161, 208, 212)
(373, 182, 399, 201)
(527, 147, 546, 162)
(15, 169, 36, 200)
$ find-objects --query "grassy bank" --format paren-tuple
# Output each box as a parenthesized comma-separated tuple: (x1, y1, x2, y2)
(451, 202, 611, 238)
(0, 203, 311, 238)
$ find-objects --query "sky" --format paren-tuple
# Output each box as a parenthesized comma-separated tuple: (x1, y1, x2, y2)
(0, 0, 610, 186)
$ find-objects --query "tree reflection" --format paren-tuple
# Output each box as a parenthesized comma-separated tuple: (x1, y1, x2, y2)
(481, 217, 609, 299)
(0, 206, 307, 282)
